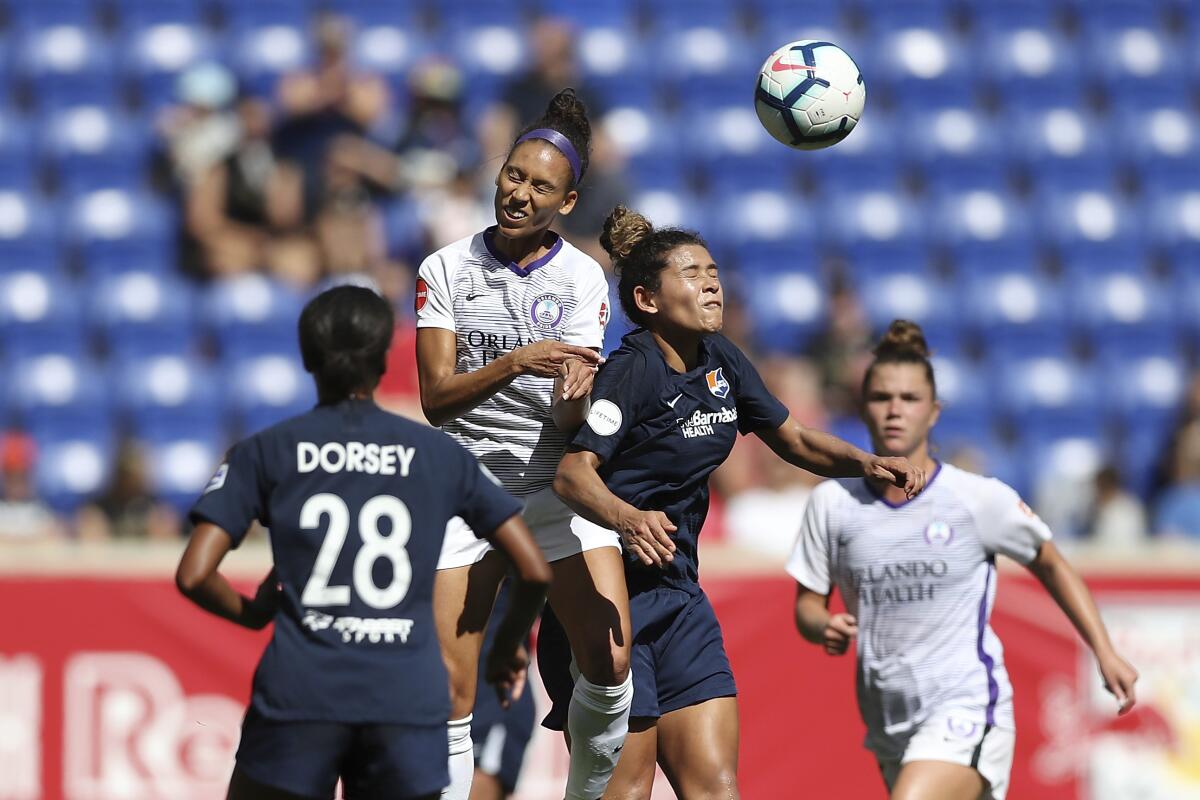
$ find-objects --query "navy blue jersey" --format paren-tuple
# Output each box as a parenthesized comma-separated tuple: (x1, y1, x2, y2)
(572, 330, 788, 592)
(189, 399, 522, 725)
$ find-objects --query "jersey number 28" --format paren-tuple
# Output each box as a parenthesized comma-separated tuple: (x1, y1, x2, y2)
(299, 493, 412, 610)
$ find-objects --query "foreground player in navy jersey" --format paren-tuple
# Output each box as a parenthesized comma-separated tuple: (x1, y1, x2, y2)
(176, 286, 551, 800)
(543, 207, 926, 798)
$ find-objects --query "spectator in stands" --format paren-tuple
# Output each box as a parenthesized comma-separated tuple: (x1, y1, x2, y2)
(805, 276, 873, 418)
(184, 95, 318, 285)
(1085, 465, 1149, 549)
(76, 441, 179, 542)
(1154, 421, 1200, 540)
(0, 432, 64, 541)
(159, 62, 241, 189)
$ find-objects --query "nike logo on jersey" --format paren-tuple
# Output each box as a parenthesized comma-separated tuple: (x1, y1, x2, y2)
(666, 393, 683, 408)
(466, 292, 481, 301)
(771, 57, 818, 73)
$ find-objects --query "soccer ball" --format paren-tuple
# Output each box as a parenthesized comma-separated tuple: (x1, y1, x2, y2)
(754, 40, 865, 150)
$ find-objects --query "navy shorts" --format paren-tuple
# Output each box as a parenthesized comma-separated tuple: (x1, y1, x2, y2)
(471, 677, 535, 792)
(538, 586, 737, 730)
(236, 707, 449, 799)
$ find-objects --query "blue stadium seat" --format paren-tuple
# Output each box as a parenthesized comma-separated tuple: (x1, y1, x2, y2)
(1019, 424, 1112, 530)
(950, 242, 1042, 277)
(963, 271, 1068, 343)
(645, 0, 740, 30)
(120, 23, 221, 111)
(0, 271, 84, 357)
(1123, 421, 1172, 498)
(929, 355, 993, 421)
(34, 432, 116, 512)
(450, 29, 526, 102)
(67, 189, 174, 266)
(857, 9, 969, 96)
(7, 353, 108, 430)
(0, 116, 38, 187)
(1098, 342, 1187, 430)
(735, 241, 818, 275)
(41, 106, 150, 184)
(232, 23, 312, 98)
(7, 0, 97, 28)
(899, 103, 1005, 172)
(112, 0, 204, 26)
(929, 185, 1032, 249)
(218, 0, 313, 30)
(971, 4, 1080, 85)
(0, 191, 61, 268)
(708, 188, 816, 253)
(15, 25, 118, 109)
(654, 28, 758, 84)
(1143, 176, 1200, 258)
(629, 188, 707, 234)
(859, 272, 959, 343)
(841, 241, 932, 279)
(347, 18, 425, 85)
(1007, 107, 1116, 186)
(683, 106, 780, 168)
(1034, 185, 1140, 249)
(1081, 4, 1183, 86)
(800, 109, 901, 188)
(226, 352, 317, 434)
(742, 270, 826, 355)
(114, 353, 223, 430)
(203, 274, 307, 357)
(1066, 267, 1174, 341)
(139, 428, 228, 513)
(820, 184, 926, 248)
(995, 354, 1101, 427)
(87, 271, 197, 357)
(538, 0, 636, 28)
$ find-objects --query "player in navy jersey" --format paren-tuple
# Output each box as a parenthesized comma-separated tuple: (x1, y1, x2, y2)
(788, 320, 1138, 800)
(175, 286, 551, 800)
(417, 91, 635, 800)
(543, 206, 927, 798)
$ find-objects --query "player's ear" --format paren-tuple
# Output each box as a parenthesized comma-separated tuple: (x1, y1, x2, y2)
(633, 285, 658, 317)
(557, 189, 578, 217)
(928, 398, 942, 430)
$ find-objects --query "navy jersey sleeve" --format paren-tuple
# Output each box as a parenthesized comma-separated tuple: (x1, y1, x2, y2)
(570, 348, 652, 463)
(453, 443, 523, 537)
(188, 437, 267, 548)
(727, 341, 789, 435)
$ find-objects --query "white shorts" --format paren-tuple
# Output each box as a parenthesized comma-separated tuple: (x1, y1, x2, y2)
(436, 486, 620, 570)
(873, 710, 1015, 800)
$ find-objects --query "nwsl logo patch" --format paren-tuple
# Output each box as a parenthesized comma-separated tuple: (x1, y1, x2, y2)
(705, 368, 730, 399)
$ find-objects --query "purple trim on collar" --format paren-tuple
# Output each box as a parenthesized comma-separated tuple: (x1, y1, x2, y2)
(515, 127, 582, 184)
(866, 461, 942, 509)
(483, 227, 564, 277)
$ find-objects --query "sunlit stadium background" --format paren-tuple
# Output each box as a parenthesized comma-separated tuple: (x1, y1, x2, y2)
(0, 1, 1198, 799)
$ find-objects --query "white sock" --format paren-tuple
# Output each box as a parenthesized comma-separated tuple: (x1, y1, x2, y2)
(564, 673, 634, 800)
(441, 715, 474, 800)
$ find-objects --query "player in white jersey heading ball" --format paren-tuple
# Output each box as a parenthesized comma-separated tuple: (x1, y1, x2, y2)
(787, 320, 1139, 800)
(415, 89, 631, 800)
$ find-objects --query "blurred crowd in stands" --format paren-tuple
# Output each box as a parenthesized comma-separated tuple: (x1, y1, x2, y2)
(3, 11, 1198, 555)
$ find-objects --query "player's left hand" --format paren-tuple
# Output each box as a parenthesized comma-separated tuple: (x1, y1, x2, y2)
(1097, 649, 1138, 715)
(864, 456, 926, 498)
(244, 567, 281, 630)
(560, 357, 597, 401)
(485, 642, 530, 709)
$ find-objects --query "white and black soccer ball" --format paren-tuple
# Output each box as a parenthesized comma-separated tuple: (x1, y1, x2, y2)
(754, 40, 865, 150)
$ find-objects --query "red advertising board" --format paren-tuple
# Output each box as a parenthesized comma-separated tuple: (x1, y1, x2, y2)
(2, 569, 1197, 799)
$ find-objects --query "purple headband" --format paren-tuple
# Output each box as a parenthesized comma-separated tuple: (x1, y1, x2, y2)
(515, 128, 582, 185)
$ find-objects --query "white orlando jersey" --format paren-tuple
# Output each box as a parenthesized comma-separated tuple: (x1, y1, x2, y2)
(416, 229, 610, 496)
(786, 463, 1052, 748)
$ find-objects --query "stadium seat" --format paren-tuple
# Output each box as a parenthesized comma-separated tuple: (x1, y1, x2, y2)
(820, 184, 926, 249)
(858, 271, 959, 344)
(538, 0, 636, 29)
(0, 116, 38, 188)
(929, 356, 993, 421)
(114, 354, 224, 430)
(708, 188, 816, 252)
(1007, 107, 1116, 187)
(654, 28, 758, 84)
(7, 353, 108, 431)
(1066, 266, 1174, 342)
(950, 241, 1042, 276)
(801, 109, 902, 189)
(1173, 268, 1200, 339)
(1081, 4, 1184, 87)
(203, 274, 307, 357)
(218, 0, 313, 30)
(857, 8, 969, 96)
(225, 352, 317, 434)
(1097, 341, 1187, 430)
(232, 23, 312, 98)
(0, 271, 84, 357)
(87, 271, 197, 357)
(15, 25, 118, 109)
(971, 3, 1080, 85)
(41, 106, 150, 185)
(7, 0, 97, 29)
(962, 271, 1068, 343)
(139, 427, 228, 513)
(994, 354, 1102, 428)
(645, 0, 740, 30)
(1034, 185, 1140, 250)
(741, 270, 826, 355)
(683, 106, 780, 169)
(898, 103, 1006, 173)
(67, 189, 174, 266)
(0, 191, 61, 269)
(120, 23, 221, 111)
(34, 432, 115, 512)
(929, 185, 1032, 250)
(112, 0, 204, 27)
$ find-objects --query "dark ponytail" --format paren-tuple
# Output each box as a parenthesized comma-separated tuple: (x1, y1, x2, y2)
(861, 319, 937, 398)
(298, 286, 394, 402)
(512, 88, 592, 186)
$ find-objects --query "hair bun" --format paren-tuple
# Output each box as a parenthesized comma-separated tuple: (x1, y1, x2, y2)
(600, 205, 654, 262)
(873, 319, 930, 360)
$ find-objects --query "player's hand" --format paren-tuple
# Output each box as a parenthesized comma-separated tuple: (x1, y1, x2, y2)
(513, 340, 602, 379)
(823, 613, 857, 656)
(1097, 649, 1138, 715)
(560, 357, 597, 401)
(244, 568, 281, 630)
(485, 642, 530, 709)
(864, 456, 926, 498)
(617, 509, 677, 568)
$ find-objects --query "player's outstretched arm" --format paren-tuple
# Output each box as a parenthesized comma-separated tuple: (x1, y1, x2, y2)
(176, 523, 279, 630)
(417, 328, 601, 427)
(1025, 541, 1139, 715)
(554, 448, 677, 567)
(757, 415, 927, 498)
(794, 584, 856, 656)
(482, 514, 552, 707)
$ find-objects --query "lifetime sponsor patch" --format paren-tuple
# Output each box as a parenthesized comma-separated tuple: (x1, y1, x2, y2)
(203, 463, 228, 494)
(586, 399, 622, 436)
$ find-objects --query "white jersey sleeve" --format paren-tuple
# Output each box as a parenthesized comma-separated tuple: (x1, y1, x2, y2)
(786, 482, 834, 594)
(974, 478, 1052, 565)
(416, 252, 455, 331)
(560, 263, 610, 349)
